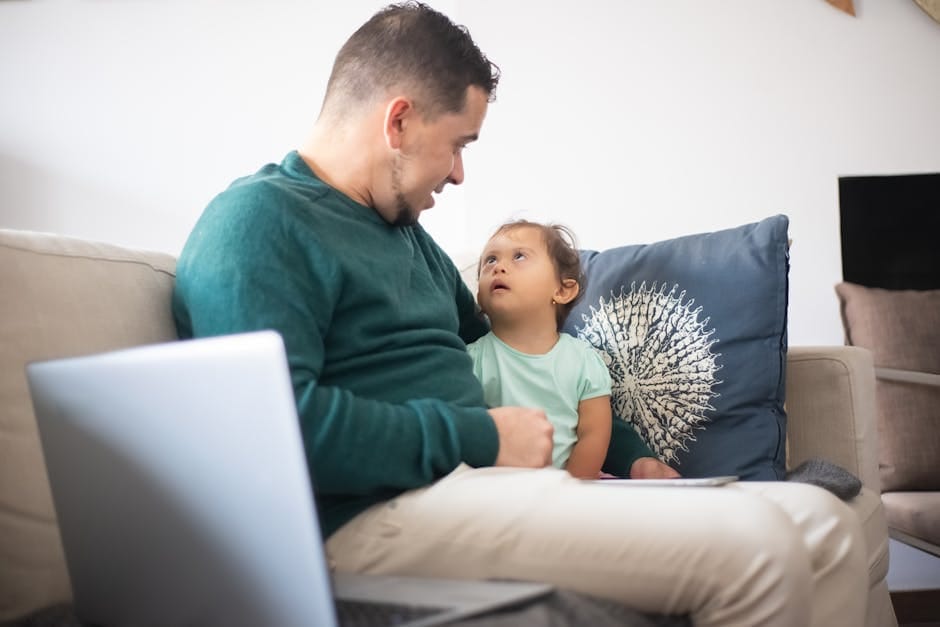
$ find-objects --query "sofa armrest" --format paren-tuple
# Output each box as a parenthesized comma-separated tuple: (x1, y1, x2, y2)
(875, 367, 940, 388)
(785, 345, 881, 493)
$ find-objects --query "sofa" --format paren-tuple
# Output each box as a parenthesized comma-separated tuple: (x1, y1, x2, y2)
(836, 281, 940, 558)
(835, 173, 940, 562)
(0, 227, 898, 625)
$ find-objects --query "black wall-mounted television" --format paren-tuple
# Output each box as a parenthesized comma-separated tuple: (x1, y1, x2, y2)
(839, 172, 940, 290)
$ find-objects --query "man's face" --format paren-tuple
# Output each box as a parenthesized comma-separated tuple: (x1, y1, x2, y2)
(384, 86, 489, 226)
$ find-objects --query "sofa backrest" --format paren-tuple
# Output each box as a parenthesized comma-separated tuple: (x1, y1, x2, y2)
(0, 229, 178, 621)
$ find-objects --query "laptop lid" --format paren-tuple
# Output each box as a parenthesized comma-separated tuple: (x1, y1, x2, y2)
(27, 331, 336, 626)
(27, 331, 552, 627)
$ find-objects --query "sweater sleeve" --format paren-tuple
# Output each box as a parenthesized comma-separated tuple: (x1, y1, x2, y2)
(173, 196, 498, 498)
(602, 420, 655, 478)
(454, 263, 489, 345)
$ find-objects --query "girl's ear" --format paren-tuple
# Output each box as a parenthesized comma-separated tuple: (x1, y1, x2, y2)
(554, 278, 580, 305)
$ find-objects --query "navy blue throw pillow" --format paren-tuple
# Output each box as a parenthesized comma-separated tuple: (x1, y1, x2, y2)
(563, 215, 790, 480)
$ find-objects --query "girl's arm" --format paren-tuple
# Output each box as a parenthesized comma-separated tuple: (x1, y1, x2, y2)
(565, 395, 613, 479)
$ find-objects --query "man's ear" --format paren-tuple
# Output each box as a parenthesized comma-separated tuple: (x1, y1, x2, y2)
(554, 278, 580, 305)
(384, 97, 413, 150)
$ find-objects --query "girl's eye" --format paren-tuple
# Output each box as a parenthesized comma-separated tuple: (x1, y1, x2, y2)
(513, 252, 526, 261)
(483, 256, 496, 265)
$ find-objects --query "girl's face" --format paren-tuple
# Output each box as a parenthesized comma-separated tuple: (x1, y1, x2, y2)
(476, 226, 564, 324)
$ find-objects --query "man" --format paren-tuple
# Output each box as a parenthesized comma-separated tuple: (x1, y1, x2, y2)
(173, 3, 867, 626)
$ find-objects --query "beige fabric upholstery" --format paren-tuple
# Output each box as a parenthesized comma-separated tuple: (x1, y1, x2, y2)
(0, 233, 896, 626)
(835, 281, 940, 491)
(882, 492, 940, 550)
(834, 281, 940, 574)
(786, 345, 881, 492)
(849, 488, 893, 627)
(0, 229, 177, 621)
(785, 346, 894, 627)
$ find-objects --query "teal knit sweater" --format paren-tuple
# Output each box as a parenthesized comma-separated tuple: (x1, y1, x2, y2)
(174, 152, 498, 537)
(173, 151, 653, 537)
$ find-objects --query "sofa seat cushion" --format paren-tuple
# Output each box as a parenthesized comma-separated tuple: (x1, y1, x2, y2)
(0, 229, 177, 621)
(881, 492, 940, 550)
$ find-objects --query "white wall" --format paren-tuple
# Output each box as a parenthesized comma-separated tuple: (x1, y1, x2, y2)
(2, 1, 939, 345)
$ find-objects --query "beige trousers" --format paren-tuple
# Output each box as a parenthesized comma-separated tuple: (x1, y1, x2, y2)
(325, 465, 867, 627)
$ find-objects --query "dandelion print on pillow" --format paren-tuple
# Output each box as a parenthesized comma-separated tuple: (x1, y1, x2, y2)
(563, 215, 790, 480)
(577, 282, 722, 465)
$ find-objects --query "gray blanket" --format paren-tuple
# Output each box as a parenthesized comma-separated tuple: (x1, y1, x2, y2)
(785, 457, 862, 500)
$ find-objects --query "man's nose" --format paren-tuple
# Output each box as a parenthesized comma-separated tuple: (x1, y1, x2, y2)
(448, 153, 465, 186)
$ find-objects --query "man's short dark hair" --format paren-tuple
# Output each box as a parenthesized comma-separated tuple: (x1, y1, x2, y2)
(324, 2, 500, 118)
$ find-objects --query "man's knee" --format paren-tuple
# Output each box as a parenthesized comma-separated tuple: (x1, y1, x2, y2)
(698, 493, 813, 624)
(774, 482, 865, 570)
(718, 492, 810, 579)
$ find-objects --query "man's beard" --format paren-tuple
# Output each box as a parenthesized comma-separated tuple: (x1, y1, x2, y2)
(390, 156, 420, 227)
(392, 193, 419, 227)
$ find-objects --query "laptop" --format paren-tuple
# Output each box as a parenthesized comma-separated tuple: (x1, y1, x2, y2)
(26, 331, 552, 627)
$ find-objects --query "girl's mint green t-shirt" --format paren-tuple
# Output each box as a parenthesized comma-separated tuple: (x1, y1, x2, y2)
(467, 332, 612, 467)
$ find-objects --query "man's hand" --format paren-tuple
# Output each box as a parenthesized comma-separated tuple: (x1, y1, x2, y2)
(630, 456, 681, 479)
(488, 407, 553, 468)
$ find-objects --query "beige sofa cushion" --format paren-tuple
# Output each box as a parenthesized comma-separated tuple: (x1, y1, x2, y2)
(0, 230, 177, 621)
(835, 282, 940, 492)
(881, 492, 940, 550)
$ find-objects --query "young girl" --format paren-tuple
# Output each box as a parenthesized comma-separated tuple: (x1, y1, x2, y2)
(467, 220, 612, 479)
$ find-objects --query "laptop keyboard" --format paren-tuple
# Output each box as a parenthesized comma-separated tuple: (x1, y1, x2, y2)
(335, 598, 449, 627)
